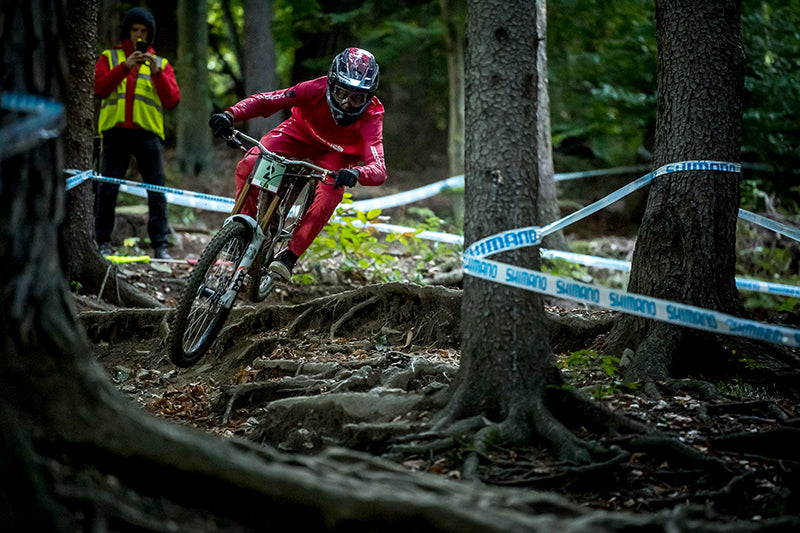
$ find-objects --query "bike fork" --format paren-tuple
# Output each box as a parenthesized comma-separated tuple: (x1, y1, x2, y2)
(219, 229, 266, 308)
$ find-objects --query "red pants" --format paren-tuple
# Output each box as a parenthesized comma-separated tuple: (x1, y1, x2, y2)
(234, 119, 357, 257)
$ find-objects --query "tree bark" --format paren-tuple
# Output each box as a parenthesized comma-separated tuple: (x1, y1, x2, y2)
(439, 0, 466, 178)
(242, 0, 283, 137)
(440, 0, 594, 466)
(604, 0, 746, 380)
(177, 0, 211, 176)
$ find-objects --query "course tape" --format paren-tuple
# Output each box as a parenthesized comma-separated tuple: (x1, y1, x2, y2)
(65, 169, 235, 212)
(539, 248, 800, 300)
(738, 208, 800, 242)
(346, 165, 651, 213)
(1, 92, 65, 161)
(464, 255, 800, 348)
(463, 160, 800, 348)
(360, 220, 800, 300)
(467, 160, 741, 256)
(64, 163, 800, 305)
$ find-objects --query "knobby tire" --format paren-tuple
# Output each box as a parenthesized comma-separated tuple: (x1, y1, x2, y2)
(168, 220, 250, 367)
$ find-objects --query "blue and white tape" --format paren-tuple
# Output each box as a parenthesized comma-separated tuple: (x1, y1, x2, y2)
(64, 160, 800, 315)
(463, 160, 800, 348)
(1, 92, 65, 161)
(65, 169, 235, 212)
(464, 255, 800, 347)
(467, 160, 742, 255)
(738, 208, 800, 243)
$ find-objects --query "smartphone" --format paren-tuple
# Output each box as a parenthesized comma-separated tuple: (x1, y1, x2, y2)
(136, 40, 148, 53)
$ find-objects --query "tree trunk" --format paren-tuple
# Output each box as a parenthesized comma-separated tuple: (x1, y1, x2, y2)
(604, 0, 746, 380)
(439, 0, 593, 467)
(439, 0, 466, 178)
(242, 0, 283, 137)
(533, 0, 568, 251)
(63, 0, 99, 279)
(97, 0, 122, 49)
(177, 0, 211, 176)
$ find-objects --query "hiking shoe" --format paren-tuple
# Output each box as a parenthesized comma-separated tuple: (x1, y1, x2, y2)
(268, 250, 298, 282)
(98, 242, 113, 256)
(153, 246, 173, 260)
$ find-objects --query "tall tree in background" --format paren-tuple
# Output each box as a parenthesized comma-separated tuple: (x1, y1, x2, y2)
(436, 0, 600, 468)
(60, 0, 162, 307)
(533, 0, 566, 250)
(604, 0, 746, 381)
(242, 0, 282, 137)
(177, 0, 211, 175)
(439, 0, 465, 177)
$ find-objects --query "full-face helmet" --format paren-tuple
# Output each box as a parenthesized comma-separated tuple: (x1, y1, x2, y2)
(326, 48, 380, 126)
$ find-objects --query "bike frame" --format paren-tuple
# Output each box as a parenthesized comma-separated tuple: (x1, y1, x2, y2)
(217, 130, 331, 308)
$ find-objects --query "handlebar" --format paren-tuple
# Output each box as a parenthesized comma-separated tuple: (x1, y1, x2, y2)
(225, 129, 334, 179)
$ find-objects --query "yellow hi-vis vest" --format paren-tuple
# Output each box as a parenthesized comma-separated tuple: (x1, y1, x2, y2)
(97, 48, 169, 139)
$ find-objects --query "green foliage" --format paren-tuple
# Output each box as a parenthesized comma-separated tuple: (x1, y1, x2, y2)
(304, 195, 397, 282)
(735, 217, 800, 315)
(557, 348, 625, 399)
(548, 0, 656, 166)
(716, 376, 769, 400)
(541, 256, 592, 283)
(741, 1, 800, 179)
(387, 207, 463, 282)
(558, 348, 619, 376)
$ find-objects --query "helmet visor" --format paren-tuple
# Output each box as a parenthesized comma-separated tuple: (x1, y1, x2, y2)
(331, 86, 369, 109)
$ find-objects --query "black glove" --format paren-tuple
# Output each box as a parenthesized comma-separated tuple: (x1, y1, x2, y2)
(334, 168, 359, 190)
(209, 112, 233, 138)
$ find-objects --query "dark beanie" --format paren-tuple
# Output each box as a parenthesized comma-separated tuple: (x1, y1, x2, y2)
(121, 7, 156, 44)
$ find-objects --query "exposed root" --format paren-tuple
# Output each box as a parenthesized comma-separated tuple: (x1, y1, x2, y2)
(483, 445, 631, 489)
(330, 295, 379, 338)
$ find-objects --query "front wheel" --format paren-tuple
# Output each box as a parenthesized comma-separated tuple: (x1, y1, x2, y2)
(168, 220, 250, 367)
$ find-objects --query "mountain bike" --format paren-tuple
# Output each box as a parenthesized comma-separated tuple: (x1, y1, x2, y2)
(167, 129, 333, 367)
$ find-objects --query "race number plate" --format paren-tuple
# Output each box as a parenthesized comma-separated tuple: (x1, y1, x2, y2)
(251, 156, 287, 193)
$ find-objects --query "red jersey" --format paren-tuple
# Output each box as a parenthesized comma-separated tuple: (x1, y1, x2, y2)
(226, 77, 386, 186)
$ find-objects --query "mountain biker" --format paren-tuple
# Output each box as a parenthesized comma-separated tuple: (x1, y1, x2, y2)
(208, 47, 386, 282)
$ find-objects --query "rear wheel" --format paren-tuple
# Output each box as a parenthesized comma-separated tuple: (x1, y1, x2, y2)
(168, 220, 250, 367)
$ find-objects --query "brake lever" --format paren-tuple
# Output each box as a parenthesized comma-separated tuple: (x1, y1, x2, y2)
(225, 135, 243, 150)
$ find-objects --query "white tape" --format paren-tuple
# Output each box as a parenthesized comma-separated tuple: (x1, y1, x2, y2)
(464, 255, 800, 348)
(463, 160, 800, 347)
(63, 163, 800, 308)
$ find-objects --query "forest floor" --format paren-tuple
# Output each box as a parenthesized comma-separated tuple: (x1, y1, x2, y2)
(70, 204, 800, 527)
(65, 143, 800, 527)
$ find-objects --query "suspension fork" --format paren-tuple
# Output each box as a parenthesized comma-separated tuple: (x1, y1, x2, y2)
(256, 190, 286, 263)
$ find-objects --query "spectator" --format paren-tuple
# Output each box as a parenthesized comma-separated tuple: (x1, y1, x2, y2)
(94, 7, 180, 260)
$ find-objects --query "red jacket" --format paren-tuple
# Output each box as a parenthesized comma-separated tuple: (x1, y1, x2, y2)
(95, 39, 181, 131)
(226, 77, 387, 186)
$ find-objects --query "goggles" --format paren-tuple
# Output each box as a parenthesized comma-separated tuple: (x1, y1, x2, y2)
(332, 86, 369, 108)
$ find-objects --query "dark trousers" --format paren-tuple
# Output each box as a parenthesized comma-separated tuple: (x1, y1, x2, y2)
(94, 128, 169, 249)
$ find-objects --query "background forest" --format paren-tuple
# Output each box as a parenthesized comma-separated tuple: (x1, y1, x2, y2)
(92, 0, 800, 311)
(96, 0, 800, 186)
